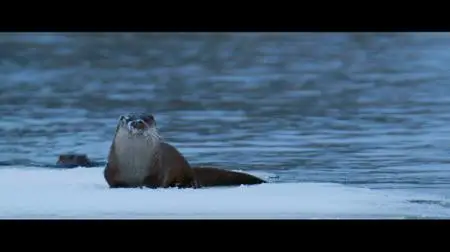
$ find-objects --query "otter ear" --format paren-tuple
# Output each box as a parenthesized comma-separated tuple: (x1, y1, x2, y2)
(114, 116, 125, 134)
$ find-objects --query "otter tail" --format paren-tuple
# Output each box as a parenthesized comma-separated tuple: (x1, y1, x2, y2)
(192, 166, 266, 187)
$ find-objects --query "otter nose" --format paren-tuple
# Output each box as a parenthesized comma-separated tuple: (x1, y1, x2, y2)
(131, 120, 145, 130)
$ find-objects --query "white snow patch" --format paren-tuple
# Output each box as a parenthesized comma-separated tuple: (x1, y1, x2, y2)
(0, 167, 448, 219)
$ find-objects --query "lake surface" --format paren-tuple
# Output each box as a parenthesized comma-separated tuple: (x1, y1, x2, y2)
(1, 32, 450, 218)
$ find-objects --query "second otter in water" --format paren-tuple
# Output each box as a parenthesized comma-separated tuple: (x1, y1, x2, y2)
(57, 154, 92, 167)
(103, 113, 266, 189)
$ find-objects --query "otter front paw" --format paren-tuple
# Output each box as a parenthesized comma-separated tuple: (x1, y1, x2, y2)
(143, 174, 162, 189)
(108, 181, 133, 188)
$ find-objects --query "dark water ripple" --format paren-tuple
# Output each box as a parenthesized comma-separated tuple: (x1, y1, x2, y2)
(1, 32, 450, 197)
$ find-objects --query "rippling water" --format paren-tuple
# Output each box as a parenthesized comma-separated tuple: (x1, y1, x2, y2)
(1, 32, 450, 208)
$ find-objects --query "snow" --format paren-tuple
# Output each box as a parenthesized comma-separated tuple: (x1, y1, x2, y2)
(0, 167, 448, 219)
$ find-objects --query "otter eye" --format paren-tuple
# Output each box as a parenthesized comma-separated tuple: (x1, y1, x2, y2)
(144, 115, 154, 123)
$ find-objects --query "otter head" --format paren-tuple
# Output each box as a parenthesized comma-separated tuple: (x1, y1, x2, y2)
(116, 113, 161, 141)
(57, 154, 91, 167)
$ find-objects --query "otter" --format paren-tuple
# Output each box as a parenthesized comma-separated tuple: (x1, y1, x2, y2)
(57, 154, 94, 168)
(102, 113, 266, 189)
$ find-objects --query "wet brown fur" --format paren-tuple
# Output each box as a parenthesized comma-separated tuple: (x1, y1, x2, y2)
(192, 167, 266, 187)
(104, 139, 267, 189)
(104, 140, 199, 189)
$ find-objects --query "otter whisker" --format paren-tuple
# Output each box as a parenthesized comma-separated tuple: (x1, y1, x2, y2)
(151, 130, 162, 141)
(144, 127, 161, 140)
(127, 121, 133, 132)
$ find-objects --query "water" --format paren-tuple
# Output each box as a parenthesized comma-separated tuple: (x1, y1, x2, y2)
(1, 32, 450, 218)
